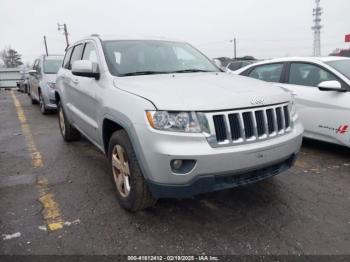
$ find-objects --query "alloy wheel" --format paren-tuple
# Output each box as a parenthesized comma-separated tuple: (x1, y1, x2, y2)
(39, 93, 45, 113)
(59, 107, 66, 135)
(111, 145, 131, 198)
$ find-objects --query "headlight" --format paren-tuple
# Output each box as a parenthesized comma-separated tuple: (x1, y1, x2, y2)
(289, 100, 297, 120)
(146, 111, 201, 133)
(47, 82, 56, 89)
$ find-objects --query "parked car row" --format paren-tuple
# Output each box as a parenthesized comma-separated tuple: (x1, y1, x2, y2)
(27, 55, 64, 114)
(22, 35, 349, 211)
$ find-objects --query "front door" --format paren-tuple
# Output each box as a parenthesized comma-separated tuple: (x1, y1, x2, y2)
(278, 62, 350, 145)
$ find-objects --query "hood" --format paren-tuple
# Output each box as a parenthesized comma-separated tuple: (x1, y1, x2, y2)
(113, 72, 291, 111)
(42, 74, 57, 84)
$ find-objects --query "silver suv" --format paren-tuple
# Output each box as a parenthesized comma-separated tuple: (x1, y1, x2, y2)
(55, 35, 303, 211)
(28, 55, 63, 114)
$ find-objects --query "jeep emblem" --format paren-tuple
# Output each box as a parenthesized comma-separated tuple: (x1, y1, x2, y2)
(251, 98, 265, 106)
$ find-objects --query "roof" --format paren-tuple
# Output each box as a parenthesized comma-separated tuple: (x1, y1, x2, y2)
(0, 68, 21, 72)
(86, 34, 185, 43)
(43, 55, 64, 59)
(258, 56, 350, 64)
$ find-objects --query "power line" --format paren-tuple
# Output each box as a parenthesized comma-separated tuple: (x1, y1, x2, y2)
(312, 0, 322, 56)
(230, 38, 237, 59)
(43, 35, 48, 56)
(57, 23, 70, 50)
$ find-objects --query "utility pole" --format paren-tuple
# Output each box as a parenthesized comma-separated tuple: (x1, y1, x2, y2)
(58, 23, 70, 49)
(43, 35, 48, 56)
(312, 0, 322, 56)
(230, 38, 237, 60)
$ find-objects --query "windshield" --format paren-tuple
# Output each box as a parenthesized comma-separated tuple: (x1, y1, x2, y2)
(102, 40, 220, 76)
(44, 58, 63, 74)
(326, 60, 350, 79)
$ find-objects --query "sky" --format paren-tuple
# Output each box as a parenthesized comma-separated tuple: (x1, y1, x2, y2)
(0, 0, 349, 64)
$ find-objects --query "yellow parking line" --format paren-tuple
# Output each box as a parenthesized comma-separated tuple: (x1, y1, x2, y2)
(37, 176, 64, 231)
(11, 91, 43, 168)
(11, 91, 64, 231)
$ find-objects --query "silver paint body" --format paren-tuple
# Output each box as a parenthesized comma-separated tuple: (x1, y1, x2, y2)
(29, 55, 64, 110)
(56, 36, 303, 186)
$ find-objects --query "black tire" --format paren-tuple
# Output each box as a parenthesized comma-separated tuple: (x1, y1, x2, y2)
(30, 90, 38, 104)
(39, 92, 50, 115)
(108, 130, 157, 212)
(57, 101, 81, 142)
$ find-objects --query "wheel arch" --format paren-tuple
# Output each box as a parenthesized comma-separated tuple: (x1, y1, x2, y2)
(101, 116, 152, 181)
(102, 118, 124, 156)
(54, 91, 61, 104)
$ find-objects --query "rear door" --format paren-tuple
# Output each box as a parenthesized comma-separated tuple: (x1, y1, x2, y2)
(70, 41, 101, 143)
(30, 59, 40, 100)
(62, 44, 85, 126)
(277, 62, 350, 145)
(57, 47, 73, 118)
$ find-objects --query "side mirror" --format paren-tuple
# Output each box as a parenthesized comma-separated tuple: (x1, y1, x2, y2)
(72, 60, 100, 79)
(318, 80, 342, 91)
(28, 69, 37, 76)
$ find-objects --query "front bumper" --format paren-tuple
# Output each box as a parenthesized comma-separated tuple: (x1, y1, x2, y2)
(42, 87, 57, 109)
(148, 154, 296, 198)
(132, 119, 303, 198)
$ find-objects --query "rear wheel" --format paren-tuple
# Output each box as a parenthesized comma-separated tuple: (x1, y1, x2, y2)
(108, 130, 156, 212)
(57, 101, 80, 142)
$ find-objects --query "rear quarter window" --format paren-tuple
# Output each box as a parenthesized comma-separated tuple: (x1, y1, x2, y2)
(248, 63, 284, 83)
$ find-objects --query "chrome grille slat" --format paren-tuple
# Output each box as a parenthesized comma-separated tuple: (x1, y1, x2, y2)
(262, 110, 269, 138)
(272, 108, 278, 134)
(238, 113, 246, 140)
(224, 114, 232, 143)
(251, 111, 258, 139)
(206, 103, 293, 148)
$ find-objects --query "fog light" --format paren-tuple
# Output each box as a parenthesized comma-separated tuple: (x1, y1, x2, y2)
(171, 159, 183, 170)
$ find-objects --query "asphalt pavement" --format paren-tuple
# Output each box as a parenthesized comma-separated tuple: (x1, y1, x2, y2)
(1, 89, 350, 255)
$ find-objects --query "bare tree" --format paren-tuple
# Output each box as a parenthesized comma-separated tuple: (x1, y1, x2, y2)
(1, 47, 23, 68)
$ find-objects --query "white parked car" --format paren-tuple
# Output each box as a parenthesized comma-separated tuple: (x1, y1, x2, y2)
(235, 57, 350, 147)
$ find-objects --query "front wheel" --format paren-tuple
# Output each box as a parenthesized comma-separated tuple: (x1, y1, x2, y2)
(57, 101, 81, 142)
(30, 92, 38, 105)
(108, 130, 157, 212)
(39, 92, 49, 115)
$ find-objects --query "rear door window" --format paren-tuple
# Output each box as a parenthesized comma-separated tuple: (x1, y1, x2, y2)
(248, 63, 284, 83)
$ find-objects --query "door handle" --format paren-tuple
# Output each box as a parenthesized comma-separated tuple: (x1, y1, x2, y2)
(291, 92, 297, 97)
(72, 79, 79, 85)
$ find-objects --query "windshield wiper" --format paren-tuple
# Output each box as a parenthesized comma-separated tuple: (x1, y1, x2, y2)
(120, 71, 171, 76)
(170, 69, 215, 73)
(119, 69, 216, 76)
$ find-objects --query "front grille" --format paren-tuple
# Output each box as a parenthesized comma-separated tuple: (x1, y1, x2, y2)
(205, 103, 292, 147)
(213, 115, 227, 142)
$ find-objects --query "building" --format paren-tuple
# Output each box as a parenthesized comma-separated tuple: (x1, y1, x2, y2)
(0, 68, 22, 89)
